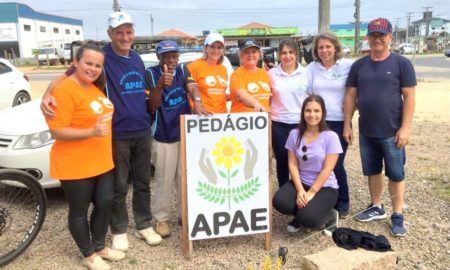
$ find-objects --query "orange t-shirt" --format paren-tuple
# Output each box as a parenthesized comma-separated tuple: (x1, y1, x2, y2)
(230, 66, 271, 113)
(188, 59, 228, 113)
(46, 78, 114, 180)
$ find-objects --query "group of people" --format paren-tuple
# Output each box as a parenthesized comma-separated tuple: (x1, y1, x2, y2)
(40, 11, 415, 270)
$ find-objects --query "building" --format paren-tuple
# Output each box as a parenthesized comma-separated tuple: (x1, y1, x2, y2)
(0, 2, 83, 59)
(330, 23, 368, 48)
(217, 22, 299, 48)
(409, 12, 450, 50)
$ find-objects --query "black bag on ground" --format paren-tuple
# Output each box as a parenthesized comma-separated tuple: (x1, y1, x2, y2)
(332, 227, 393, 252)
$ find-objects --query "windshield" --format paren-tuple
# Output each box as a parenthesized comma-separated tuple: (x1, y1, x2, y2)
(39, 48, 54, 54)
(63, 43, 71, 50)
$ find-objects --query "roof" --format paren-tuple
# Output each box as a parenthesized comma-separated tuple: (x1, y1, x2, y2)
(156, 29, 197, 40)
(0, 2, 82, 26)
(239, 22, 272, 29)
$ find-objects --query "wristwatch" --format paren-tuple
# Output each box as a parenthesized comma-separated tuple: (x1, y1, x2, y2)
(194, 96, 202, 102)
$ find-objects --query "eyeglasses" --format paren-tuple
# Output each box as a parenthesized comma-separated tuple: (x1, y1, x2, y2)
(302, 145, 308, 161)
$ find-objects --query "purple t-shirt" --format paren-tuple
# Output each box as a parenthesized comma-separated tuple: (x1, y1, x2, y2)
(285, 129, 343, 189)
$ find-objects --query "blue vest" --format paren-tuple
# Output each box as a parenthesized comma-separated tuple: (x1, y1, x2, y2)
(146, 64, 191, 143)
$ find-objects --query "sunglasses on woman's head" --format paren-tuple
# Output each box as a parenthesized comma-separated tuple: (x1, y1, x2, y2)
(302, 145, 308, 161)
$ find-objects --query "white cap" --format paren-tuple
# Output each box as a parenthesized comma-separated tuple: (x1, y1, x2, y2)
(108, 11, 133, 28)
(204, 33, 224, 46)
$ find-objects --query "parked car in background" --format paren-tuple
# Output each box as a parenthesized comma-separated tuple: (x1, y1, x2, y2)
(445, 48, 450, 57)
(0, 58, 31, 110)
(394, 43, 418, 54)
(140, 51, 203, 68)
(0, 100, 58, 188)
(359, 40, 371, 54)
(37, 47, 64, 65)
(342, 44, 352, 55)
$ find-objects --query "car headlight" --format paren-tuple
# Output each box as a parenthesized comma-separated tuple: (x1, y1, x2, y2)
(13, 130, 54, 149)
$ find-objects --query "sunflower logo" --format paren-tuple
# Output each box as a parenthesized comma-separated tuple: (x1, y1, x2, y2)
(212, 137, 244, 170)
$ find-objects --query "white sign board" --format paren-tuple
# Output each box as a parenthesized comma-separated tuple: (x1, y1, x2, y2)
(0, 24, 18, 41)
(185, 113, 270, 240)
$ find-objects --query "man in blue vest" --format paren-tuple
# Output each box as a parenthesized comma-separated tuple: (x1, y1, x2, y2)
(145, 40, 208, 237)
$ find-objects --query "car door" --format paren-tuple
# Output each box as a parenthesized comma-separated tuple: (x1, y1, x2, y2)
(0, 61, 16, 109)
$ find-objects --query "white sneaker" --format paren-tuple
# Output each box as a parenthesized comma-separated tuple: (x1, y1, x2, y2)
(111, 233, 129, 252)
(134, 227, 162, 246)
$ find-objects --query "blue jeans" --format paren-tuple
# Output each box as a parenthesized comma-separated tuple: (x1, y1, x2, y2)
(326, 121, 349, 211)
(271, 121, 298, 188)
(110, 136, 153, 234)
(359, 134, 406, 181)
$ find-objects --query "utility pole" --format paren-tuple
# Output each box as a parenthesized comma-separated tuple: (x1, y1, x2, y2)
(423, 7, 432, 44)
(318, 0, 330, 33)
(113, 0, 120, 12)
(406, 12, 413, 43)
(394, 17, 400, 43)
(354, 0, 360, 54)
(150, 14, 154, 36)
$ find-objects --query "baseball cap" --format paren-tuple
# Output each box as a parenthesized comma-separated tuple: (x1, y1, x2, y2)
(108, 11, 133, 28)
(204, 33, 224, 46)
(156, 40, 179, 55)
(367, 18, 393, 35)
(239, 39, 261, 52)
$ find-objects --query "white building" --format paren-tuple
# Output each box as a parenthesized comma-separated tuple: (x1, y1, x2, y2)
(0, 2, 83, 58)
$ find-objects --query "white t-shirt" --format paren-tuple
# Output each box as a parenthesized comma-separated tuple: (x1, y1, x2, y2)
(306, 59, 353, 121)
(268, 63, 309, 124)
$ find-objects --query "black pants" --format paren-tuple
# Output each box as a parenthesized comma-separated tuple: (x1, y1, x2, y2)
(60, 170, 114, 257)
(273, 181, 338, 228)
(271, 121, 298, 188)
(110, 136, 152, 234)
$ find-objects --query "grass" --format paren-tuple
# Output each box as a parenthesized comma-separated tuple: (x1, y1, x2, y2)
(433, 183, 450, 203)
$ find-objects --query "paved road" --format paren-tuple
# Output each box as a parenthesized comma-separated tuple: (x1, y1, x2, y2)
(404, 54, 450, 79)
(27, 72, 62, 81)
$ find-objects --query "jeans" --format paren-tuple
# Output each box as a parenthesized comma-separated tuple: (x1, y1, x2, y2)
(359, 134, 406, 181)
(273, 181, 338, 228)
(60, 170, 114, 257)
(326, 121, 349, 211)
(271, 121, 298, 188)
(110, 136, 152, 234)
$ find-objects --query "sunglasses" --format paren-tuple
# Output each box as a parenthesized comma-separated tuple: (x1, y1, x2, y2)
(302, 145, 308, 161)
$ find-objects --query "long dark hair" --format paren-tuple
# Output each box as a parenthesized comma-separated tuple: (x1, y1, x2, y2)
(74, 42, 106, 91)
(296, 94, 329, 147)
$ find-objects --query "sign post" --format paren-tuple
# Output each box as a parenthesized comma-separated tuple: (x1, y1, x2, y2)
(181, 113, 272, 258)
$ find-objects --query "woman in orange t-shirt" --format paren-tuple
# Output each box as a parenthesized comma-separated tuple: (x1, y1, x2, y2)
(45, 43, 125, 269)
(188, 33, 230, 113)
(230, 39, 271, 113)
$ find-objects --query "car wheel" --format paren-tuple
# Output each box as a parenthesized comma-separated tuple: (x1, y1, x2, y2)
(12, 91, 31, 107)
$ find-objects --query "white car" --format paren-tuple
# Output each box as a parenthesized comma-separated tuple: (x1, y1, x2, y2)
(0, 58, 31, 110)
(140, 51, 204, 68)
(0, 100, 58, 188)
(395, 43, 418, 54)
(342, 45, 352, 55)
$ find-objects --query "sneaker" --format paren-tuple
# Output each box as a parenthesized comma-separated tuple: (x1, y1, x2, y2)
(82, 256, 111, 270)
(337, 208, 350, 219)
(135, 227, 163, 246)
(98, 248, 126, 262)
(155, 221, 172, 237)
(323, 209, 339, 237)
(111, 233, 128, 252)
(286, 218, 301, 233)
(390, 213, 407, 237)
(355, 204, 387, 222)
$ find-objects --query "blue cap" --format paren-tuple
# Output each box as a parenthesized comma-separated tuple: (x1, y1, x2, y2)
(240, 39, 261, 52)
(156, 40, 179, 55)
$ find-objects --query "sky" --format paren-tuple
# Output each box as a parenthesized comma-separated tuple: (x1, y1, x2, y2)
(10, 0, 450, 40)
